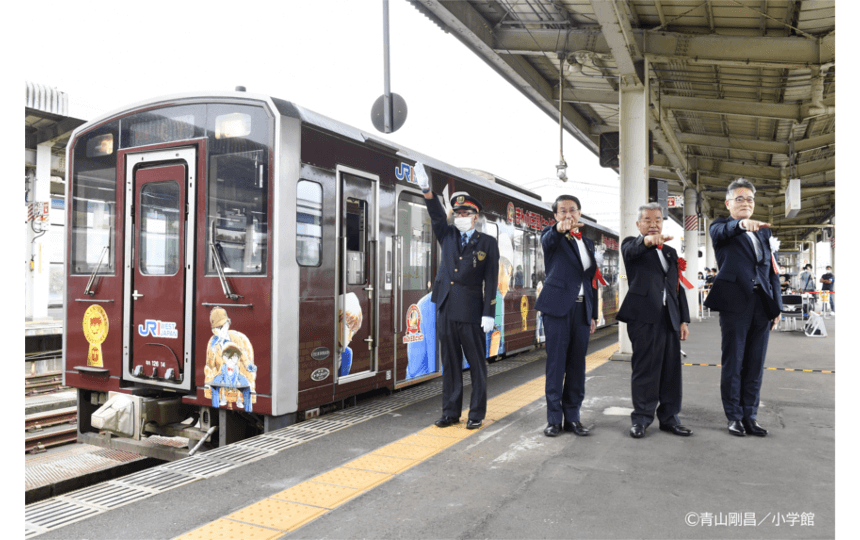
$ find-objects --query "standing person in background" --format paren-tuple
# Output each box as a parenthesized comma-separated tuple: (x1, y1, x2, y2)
(704, 178, 782, 437)
(414, 162, 499, 430)
(705, 268, 716, 290)
(535, 195, 598, 438)
(799, 264, 816, 292)
(820, 266, 835, 313)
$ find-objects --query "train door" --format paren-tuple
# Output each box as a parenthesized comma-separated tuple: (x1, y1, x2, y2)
(335, 166, 379, 383)
(393, 190, 438, 386)
(123, 147, 196, 391)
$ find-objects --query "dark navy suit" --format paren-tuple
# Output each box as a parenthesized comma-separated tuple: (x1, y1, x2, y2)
(617, 237, 690, 428)
(704, 217, 782, 422)
(534, 224, 598, 425)
(425, 194, 499, 422)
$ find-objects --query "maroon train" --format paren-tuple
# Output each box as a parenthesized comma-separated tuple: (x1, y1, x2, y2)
(64, 90, 619, 458)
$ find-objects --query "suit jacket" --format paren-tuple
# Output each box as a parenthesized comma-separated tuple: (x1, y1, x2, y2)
(534, 224, 599, 320)
(704, 217, 783, 317)
(616, 236, 690, 330)
(425, 194, 499, 323)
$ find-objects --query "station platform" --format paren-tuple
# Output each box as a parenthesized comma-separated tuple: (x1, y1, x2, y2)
(25, 314, 836, 539)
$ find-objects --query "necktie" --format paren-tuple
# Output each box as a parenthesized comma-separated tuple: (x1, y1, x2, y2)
(461, 233, 468, 251)
(570, 230, 582, 240)
(656, 245, 663, 250)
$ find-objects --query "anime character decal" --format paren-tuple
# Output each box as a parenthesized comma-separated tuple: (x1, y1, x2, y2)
(338, 292, 363, 377)
(204, 307, 256, 412)
(403, 294, 437, 380)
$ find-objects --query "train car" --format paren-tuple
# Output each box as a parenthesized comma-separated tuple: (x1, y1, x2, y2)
(64, 89, 618, 459)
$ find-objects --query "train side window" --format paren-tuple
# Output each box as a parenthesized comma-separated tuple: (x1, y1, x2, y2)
(512, 229, 525, 289)
(524, 232, 536, 288)
(398, 194, 433, 291)
(296, 180, 322, 266)
(139, 181, 181, 276)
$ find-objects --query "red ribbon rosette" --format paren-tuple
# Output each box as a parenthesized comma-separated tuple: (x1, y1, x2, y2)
(677, 257, 694, 291)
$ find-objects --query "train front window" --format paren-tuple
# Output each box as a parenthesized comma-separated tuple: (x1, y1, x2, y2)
(70, 122, 119, 275)
(205, 104, 271, 275)
(139, 181, 181, 276)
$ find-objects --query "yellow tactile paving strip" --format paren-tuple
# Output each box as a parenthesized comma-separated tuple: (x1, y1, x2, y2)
(174, 342, 617, 539)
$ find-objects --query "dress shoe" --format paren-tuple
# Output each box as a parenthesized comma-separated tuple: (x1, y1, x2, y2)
(659, 424, 692, 436)
(466, 419, 482, 430)
(727, 420, 746, 436)
(629, 424, 645, 438)
(742, 418, 768, 437)
(435, 416, 459, 428)
(563, 421, 590, 436)
(544, 423, 562, 437)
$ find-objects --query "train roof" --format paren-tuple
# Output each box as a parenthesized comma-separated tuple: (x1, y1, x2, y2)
(66, 89, 616, 236)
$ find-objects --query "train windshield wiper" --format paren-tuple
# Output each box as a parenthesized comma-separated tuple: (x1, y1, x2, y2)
(84, 245, 109, 296)
(209, 221, 241, 300)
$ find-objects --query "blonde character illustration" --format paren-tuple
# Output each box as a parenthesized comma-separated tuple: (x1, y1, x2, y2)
(520, 295, 529, 332)
(205, 307, 256, 410)
(338, 292, 363, 377)
(489, 232, 514, 357)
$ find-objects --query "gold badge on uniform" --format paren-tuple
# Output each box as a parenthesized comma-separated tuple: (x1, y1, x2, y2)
(457, 195, 465, 204)
(477, 251, 486, 261)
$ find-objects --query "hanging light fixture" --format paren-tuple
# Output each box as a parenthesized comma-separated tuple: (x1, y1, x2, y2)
(556, 52, 568, 182)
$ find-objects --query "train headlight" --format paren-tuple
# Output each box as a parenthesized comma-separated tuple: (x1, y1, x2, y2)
(215, 113, 252, 139)
(86, 133, 114, 157)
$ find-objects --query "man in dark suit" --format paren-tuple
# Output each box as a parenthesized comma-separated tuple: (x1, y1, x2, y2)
(704, 178, 782, 437)
(617, 202, 692, 439)
(535, 195, 598, 437)
(414, 163, 499, 430)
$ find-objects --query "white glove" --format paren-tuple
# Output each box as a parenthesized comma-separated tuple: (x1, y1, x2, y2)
(481, 316, 494, 334)
(414, 161, 430, 191)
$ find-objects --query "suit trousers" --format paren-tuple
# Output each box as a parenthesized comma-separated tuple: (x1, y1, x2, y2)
(436, 307, 488, 421)
(719, 292, 771, 421)
(627, 306, 682, 428)
(543, 301, 590, 424)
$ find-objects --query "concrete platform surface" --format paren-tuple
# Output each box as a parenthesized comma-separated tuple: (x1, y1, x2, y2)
(27, 315, 837, 539)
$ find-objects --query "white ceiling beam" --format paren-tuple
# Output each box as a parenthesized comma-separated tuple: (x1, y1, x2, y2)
(589, 0, 642, 85)
(491, 29, 835, 66)
(660, 94, 834, 122)
(677, 131, 834, 155)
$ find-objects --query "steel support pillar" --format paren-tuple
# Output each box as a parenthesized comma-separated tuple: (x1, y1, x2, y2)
(683, 188, 699, 313)
(614, 71, 650, 358)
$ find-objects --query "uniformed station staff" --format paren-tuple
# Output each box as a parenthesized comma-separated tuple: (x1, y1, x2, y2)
(414, 162, 499, 430)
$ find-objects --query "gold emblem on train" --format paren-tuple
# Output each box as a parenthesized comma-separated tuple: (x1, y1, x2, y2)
(82, 305, 109, 367)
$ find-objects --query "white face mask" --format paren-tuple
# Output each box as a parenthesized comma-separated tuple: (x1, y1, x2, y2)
(454, 216, 474, 232)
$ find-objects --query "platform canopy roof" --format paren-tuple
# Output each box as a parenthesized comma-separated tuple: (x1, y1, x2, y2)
(409, 0, 835, 249)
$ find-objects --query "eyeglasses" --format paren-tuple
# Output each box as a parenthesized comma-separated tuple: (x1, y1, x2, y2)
(730, 196, 755, 204)
(454, 211, 476, 217)
(555, 208, 580, 216)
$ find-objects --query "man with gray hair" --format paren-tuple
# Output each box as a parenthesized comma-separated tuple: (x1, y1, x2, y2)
(705, 178, 782, 437)
(617, 202, 691, 438)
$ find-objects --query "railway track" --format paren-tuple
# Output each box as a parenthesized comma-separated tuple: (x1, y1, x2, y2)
(25, 370, 66, 396)
(25, 407, 78, 454)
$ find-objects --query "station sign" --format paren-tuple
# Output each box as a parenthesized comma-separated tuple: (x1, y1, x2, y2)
(667, 196, 684, 208)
